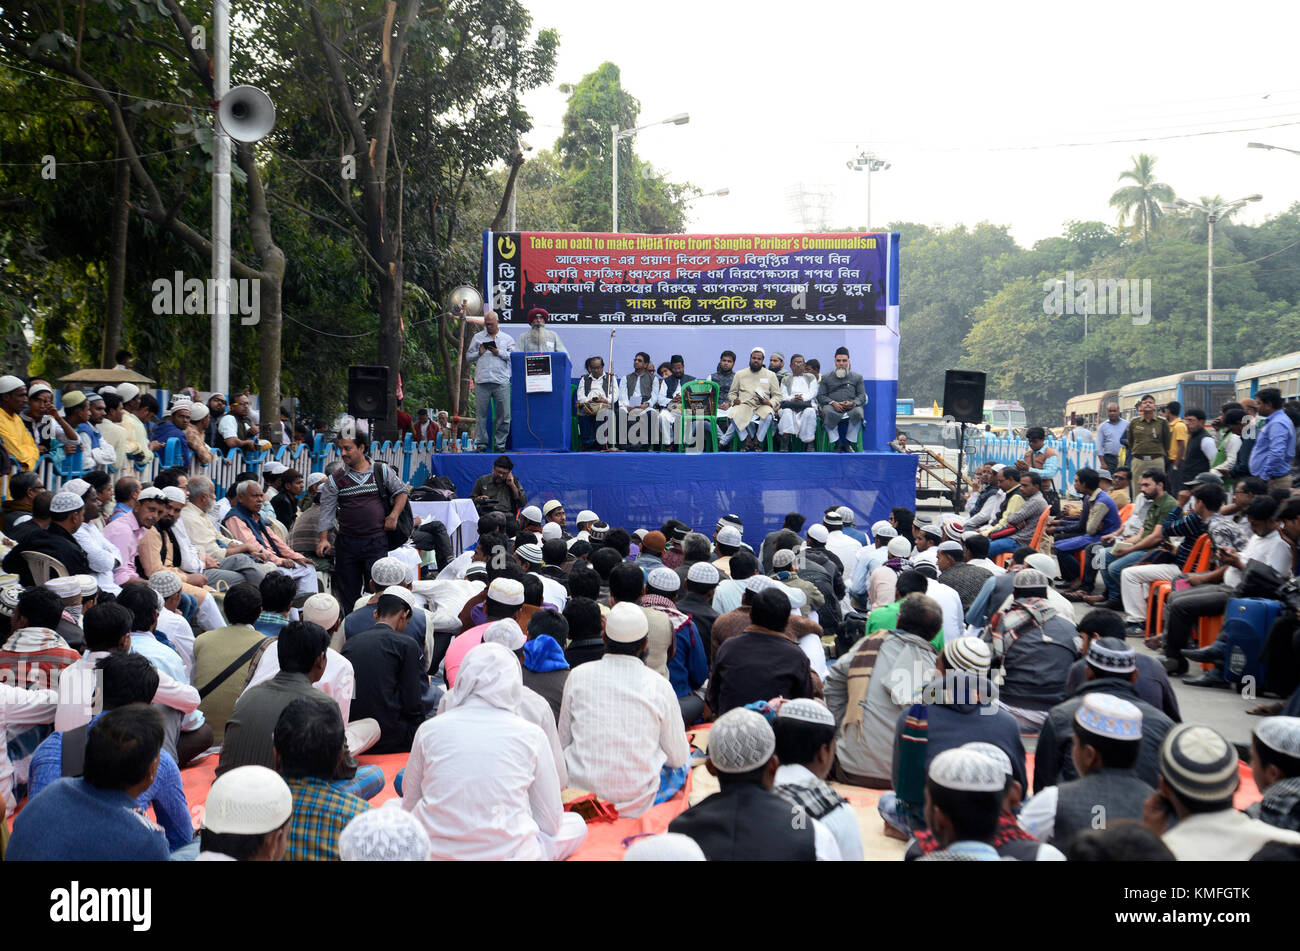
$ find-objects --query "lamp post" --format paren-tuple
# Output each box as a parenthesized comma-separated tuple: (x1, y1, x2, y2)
(611, 112, 689, 232)
(1248, 141, 1300, 158)
(1161, 194, 1262, 370)
(846, 150, 890, 231)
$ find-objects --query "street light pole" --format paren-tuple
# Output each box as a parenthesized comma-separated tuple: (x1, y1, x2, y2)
(211, 0, 231, 397)
(611, 113, 689, 233)
(846, 150, 890, 230)
(1207, 211, 1215, 371)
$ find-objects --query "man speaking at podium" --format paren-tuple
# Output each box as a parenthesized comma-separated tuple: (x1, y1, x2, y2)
(516, 307, 568, 354)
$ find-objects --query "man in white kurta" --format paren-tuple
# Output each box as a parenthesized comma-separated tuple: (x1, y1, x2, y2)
(725, 348, 781, 451)
(402, 642, 586, 861)
(558, 603, 690, 817)
(778, 356, 819, 449)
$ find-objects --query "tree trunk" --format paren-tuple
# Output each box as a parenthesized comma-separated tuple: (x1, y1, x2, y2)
(101, 130, 130, 367)
(376, 257, 403, 440)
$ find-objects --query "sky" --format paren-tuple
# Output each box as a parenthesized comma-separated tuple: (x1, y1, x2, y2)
(515, 0, 1300, 246)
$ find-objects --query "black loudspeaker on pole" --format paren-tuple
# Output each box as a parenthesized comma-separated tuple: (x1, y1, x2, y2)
(943, 369, 987, 511)
(348, 365, 390, 420)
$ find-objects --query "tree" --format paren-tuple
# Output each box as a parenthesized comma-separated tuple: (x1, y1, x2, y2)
(1109, 153, 1174, 251)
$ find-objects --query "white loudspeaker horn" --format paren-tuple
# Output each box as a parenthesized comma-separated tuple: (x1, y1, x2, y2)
(446, 285, 485, 323)
(217, 85, 276, 143)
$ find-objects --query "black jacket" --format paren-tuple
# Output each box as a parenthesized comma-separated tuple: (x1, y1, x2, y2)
(3, 522, 92, 585)
(670, 782, 816, 861)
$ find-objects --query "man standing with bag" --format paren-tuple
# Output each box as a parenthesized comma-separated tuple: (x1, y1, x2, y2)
(317, 430, 411, 610)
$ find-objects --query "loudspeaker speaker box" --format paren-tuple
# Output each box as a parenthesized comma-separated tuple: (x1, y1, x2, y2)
(348, 365, 390, 420)
(943, 369, 987, 424)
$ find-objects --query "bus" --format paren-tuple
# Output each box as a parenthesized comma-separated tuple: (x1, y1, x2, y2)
(1116, 370, 1238, 419)
(983, 399, 1026, 432)
(1236, 351, 1300, 403)
(1064, 389, 1119, 430)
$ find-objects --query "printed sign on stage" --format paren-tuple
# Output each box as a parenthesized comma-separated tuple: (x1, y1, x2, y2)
(482, 229, 901, 449)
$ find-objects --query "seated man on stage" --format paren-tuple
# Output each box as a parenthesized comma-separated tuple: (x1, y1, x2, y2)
(654, 355, 696, 449)
(818, 347, 867, 452)
(516, 307, 567, 354)
(618, 351, 661, 451)
(777, 354, 818, 452)
(576, 356, 618, 451)
(725, 348, 781, 452)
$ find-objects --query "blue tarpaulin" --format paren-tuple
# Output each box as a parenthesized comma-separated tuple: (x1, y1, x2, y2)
(429, 451, 918, 545)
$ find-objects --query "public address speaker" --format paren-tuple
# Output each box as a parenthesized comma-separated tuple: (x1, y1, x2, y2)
(943, 369, 986, 424)
(348, 365, 390, 420)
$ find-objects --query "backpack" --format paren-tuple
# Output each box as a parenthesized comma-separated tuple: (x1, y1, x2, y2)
(1230, 437, 1255, 480)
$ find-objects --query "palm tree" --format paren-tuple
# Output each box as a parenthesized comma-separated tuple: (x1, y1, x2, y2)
(1109, 154, 1175, 251)
(1177, 195, 1246, 241)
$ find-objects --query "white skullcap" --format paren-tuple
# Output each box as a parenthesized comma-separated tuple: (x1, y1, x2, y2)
(773, 549, 797, 570)
(624, 833, 706, 862)
(169, 399, 193, 415)
(520, 505, 543, 524)
(487, 577, 525, 607)
(44, 575, 83, 600)
(26, 380, 52, 398)
(1256, 717, 1300, 759)
(928, 747, 1007, 792)
(1024, 552, 1061, 581)
(542, 500, 564, 517)
(1012, 569, 1049, 591)
(709, 708, 776, 774)
(263, 461, 289, 475)
(148, 571, 183, 600)
(339, 805, 432, 862)
(647, 566, 681, 593)
(137, 487, 167, 502)
(807, 524, 829, 543)
(301, 593, 341, 630)
(943, 636, 992, 673)
(189, 402, 210, 421)
(305, 471, 327, 490)
(717, 525, 742, 547)
(745, 574, 780, 595)
(160, 486, 187, 505)
(380, 585, 421, 613)
(0, 374, 24, 394)
(836, 506, 855, 525)
(541, 522, 562, 541)
(750, 347, 766, 359)
(76, 575, 98, 598)
(0, 585, 20, 617)
(937, 540, 964, 555)
(577, 510, 598, 523)
(516, 541, 543, 565)
(1075, 692, 1143, 740)
(202, 765, 293, 835)
(776, 698, 836, 727)
(606, 601, 649, 643)
(632, 529, 649, 541)
(871, 520, 897, 539)
(62, 478, 91, 497)
(920, 523, 943, 540)
(49, 491, 85, 514)
(369, 557, 409, 587)
(679, 564, 718, 590)
(887, 536, 912, 558)
(961, 742, 1013, 777)
(116, 382, 140, 402)
(483, 618, 526, 652)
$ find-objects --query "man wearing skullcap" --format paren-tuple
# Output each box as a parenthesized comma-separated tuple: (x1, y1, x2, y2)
(825, 591, 940, 789)
(866, 535, 913, 609)
(441, 577, 526, 689)
(339, 804, 432, 862)
(179, 400, 214, 465)
(643, 566, 708, 726)
(0, 375, 39, 471)
(150, 400, 195, 466)
(117, 383, 156, 465)
(1148, 723, 1300, 859)
(132, 487, 226, 632)
(989, 568, 1080, 732)
(405, 642, 586, 860)
(675, 559, 721, 658)
(724, 348, 781, 452)
(197, 765, 293, 861)
(708, 586, 816, 716)
(815, 348, 866, 452)
(711, 524, 744, 577)
(935, 540, 992, 613)
(916, 747, 1024, 861)
(880, 635, 1025, 839)
(1033, 636, 1174, 793)
(1018, 693, 1154, 848)
(670, 707, 841, 860)
(823, 510, 862, 582)
(341, 587, 429, 754)
(340, 556, 436, 664)
(771, 548, 825, 617)
(0, 589, 82, 763)
(1063, 608, 1180, 721)
(848, 520, 897, 606)
(1247, 717, 1300, 833)
(2, 489, 92, 584)
(559, 601, 690, 818)
(623, 831, 706, 861)
(772, 699, 864, 860)
(910, 521, 942, 569)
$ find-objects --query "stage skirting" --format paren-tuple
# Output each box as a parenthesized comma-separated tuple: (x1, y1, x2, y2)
(428, 451, 918, 541)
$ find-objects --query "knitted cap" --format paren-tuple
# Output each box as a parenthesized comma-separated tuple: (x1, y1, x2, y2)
(870, 520, 897, 539)
(520, 505, 543, 524)
(202, 765, 293, 835)
(708, 708, 776, 774)
(1075, 692, 1143, 741)
(606, 602, 649, 643)
(483, 618, 526, 652)
(943, 636, 992, 674)
(647, 566, 681, 593)
(369, 557, 409, 587)
(641, 531, 667, 554)
(776, 698, 836, 727)
(148, 572, 183, 600)
(823, 512, 843, 529)
(961, 742, 1013, 777)
(623, 833, 706, 862)
(338, 805, 432, 862)
(1012, 569, 1049, 590)
(1086, 636, 1136, 675)
(44, 576, 83, 600)
(542, 500, 564, 517)
(887, 536, 912, 558)
(516, 542, 543, 565)
(1159, 724, 1239, 803)
(716, 526, 742, 547)
(773, 549, 797, 570)
(1255, 717, 1300, 759)
(928, 747, 1006, 792)
(487, 578, 525, 607)
(807, 524, 829, 544)
(301, 593, 341, 630)
(687, 562, 720, 585)
(50, 491, 85, 514)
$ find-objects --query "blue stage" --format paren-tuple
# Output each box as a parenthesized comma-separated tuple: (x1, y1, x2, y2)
(427, 451, 918, 543)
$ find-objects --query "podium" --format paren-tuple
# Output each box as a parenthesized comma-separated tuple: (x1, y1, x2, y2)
(509, 352, 571, 452)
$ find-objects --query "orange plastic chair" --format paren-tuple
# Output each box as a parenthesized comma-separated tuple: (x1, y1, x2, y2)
(1075, 502, 1134, 576)
(993, 507, 1051, 568)
(1145, 534, 1213, 638)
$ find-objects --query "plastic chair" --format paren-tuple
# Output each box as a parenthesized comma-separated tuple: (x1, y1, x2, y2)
(1145, 535, 1212, 638)
(678, 380, 721, 453)
(993, 507, 1051, 568)
(815, 417, 865, 452)
(21, 551, 68, 585)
